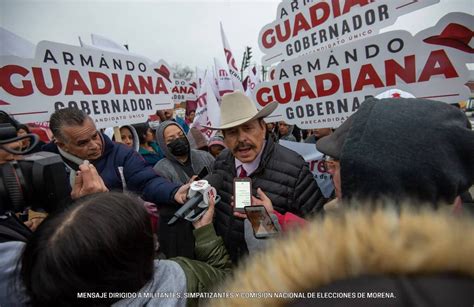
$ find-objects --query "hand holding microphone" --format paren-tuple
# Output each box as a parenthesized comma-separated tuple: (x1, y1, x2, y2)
(168, 174, 222, 225)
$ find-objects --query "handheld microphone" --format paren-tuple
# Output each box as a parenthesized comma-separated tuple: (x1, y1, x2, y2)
(168, 173, 222, 225)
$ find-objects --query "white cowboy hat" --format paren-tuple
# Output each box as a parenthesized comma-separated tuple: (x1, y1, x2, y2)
(204, 91, 278, 130)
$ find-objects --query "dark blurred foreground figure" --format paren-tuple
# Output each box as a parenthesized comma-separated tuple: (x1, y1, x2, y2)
(20, 192, 231, 307)
(212, 204, 474, 307)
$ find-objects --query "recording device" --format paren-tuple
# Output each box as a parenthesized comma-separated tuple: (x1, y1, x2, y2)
(234, 177, 252, 212)
(0, 123, 39, 155)
(0, 120, 69, 215)
(244, 205, 279, 238)
(168, 174, 222, 225)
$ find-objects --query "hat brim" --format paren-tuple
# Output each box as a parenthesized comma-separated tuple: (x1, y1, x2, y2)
(423, 37, 474, 53)
(203, 101, 278, 130)
(316, 114, 355, 159)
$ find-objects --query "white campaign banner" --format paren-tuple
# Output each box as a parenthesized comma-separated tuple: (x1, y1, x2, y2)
(259, 0, 439, 65)
(172, 78, 197, 102)
(0, 41, 174, 129)
(253, 13, 473, 129)
(279, 140, 334, 198)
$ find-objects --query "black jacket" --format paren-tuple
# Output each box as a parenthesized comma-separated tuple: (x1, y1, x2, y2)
(213, 137, 324, 262)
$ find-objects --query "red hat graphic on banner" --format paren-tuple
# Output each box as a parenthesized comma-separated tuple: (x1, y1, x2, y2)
(154, 64, 172, 83)
(423, 23, 474, 53)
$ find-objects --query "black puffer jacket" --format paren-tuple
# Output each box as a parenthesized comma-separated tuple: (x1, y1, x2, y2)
(213, 137, 324, 262)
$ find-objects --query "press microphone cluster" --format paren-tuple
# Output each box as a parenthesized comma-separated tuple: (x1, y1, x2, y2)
(168, 173, 222, 225)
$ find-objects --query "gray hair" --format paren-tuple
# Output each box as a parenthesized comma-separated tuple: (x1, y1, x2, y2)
(49, 108, 90, 142)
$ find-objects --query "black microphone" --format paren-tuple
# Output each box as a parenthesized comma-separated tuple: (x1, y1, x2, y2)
(168, 173, 222, 225)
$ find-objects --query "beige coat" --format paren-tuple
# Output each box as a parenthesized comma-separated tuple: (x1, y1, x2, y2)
(210, 205, 474, 306)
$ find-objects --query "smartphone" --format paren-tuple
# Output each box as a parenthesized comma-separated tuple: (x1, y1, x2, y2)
(196, 166, 210, 180)
(233, 177, 252, 212)
(244, 205, 279, 238)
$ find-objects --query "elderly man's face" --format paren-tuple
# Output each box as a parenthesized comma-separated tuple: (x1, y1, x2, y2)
(57, 118, 103, 160)
(223, 119, 266, 163)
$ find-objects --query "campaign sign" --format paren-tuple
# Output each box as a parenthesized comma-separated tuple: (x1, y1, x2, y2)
(0, 41, 174, 128)
(259, 0, 439, 65)
(279, 139, 334, 198)
(253, 13, 472, 129)
(172, 78, 197, 102)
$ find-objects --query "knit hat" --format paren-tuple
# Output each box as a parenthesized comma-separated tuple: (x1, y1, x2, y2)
(321, 97, 474, 205)
(316, 115, 354, 159)
(208, 135, 226, 148)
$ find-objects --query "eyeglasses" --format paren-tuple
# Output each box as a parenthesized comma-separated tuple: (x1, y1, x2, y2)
(323, 155, 339, 174)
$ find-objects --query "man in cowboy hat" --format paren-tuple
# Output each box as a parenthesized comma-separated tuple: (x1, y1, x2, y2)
(205, 91, 325, 262)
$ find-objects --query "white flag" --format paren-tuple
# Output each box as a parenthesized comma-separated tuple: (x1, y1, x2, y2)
(192, 73, 221, 140)
(79, 34, 143, 58)
(219, 22, 244, 92)
(91, 33, 128, 52)
(195, 67, 206, 94)
(245, 66, 261, 97)
(0, 27, 35, 58)
(214, 58, 234, 99)
(210, 66, 221, 102)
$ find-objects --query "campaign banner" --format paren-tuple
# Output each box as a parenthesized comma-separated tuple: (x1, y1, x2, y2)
(253, 13, 472, 129)
(259, 0, 439, 65)
(0, 41, 174, 129)
(279, 140, 334, 198)
(172, 78, 197, 102)
(214, 57, 234, 98)
(192, 73, 221, 140)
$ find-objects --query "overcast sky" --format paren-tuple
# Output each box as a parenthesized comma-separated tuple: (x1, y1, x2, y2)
(1, 0, 472, 70)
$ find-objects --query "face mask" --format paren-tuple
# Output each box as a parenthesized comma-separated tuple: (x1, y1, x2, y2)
(167, 137, 189, 156)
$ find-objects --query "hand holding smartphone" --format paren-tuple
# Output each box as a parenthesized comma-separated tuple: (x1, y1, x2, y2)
(233, 177, 252, 212)
(244, 205, 279, 238)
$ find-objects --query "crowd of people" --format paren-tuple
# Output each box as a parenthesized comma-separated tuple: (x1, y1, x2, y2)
(0, 90, 473, 306)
